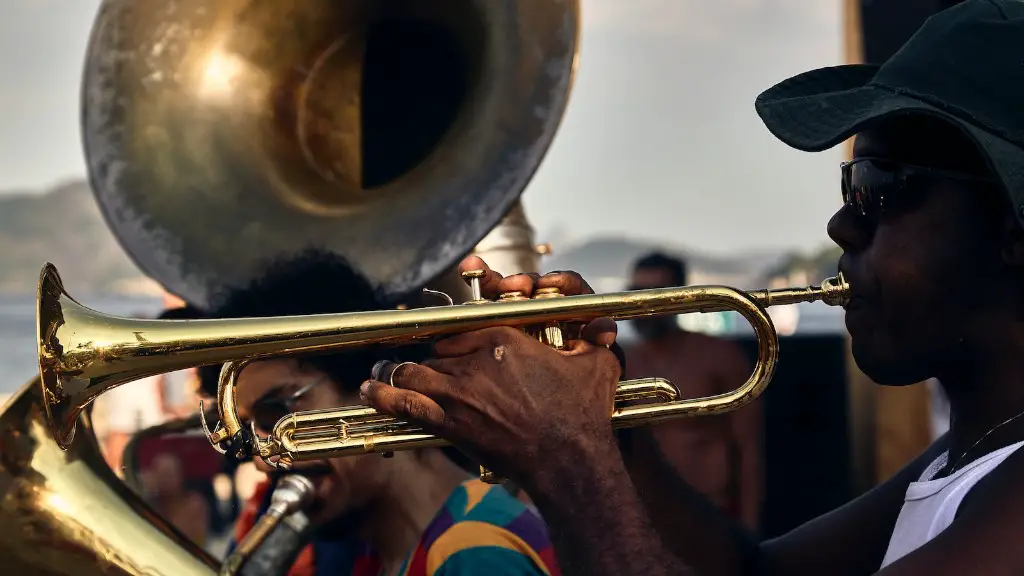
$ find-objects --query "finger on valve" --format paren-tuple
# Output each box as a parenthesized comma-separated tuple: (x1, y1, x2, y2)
(535, 270, 595, 296)
(458, 256, 505, 298)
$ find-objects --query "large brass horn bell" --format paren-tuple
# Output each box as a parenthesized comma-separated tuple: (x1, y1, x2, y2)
(0, 378, 218, 575)
(82, 0, 580, 310)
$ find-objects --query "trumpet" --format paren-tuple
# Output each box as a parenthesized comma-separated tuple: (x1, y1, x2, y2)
(39, 261, 849, 479)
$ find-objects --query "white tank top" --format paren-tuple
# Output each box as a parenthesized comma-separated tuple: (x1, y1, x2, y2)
(880, 439, 1024, 568)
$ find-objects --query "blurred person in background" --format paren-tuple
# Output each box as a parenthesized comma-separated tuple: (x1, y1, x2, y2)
(147, 304, 240, 551)
(623, 252, 763, 532)
(91, 310, 167, 475)
(198, 249, 559, 576)
(138, 453, 210, 548)
(156, 305, 206, 418)
(93, 305, 207, 474)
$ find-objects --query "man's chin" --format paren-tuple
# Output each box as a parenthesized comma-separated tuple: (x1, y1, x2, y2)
(311, 507, 363, 538)
(851, 345, 927, 387)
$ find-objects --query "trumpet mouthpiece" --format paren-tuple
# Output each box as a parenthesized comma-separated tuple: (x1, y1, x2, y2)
(821, 273, 851, 308)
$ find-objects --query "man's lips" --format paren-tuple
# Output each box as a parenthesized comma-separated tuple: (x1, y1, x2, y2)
(836, 261, 865, 312)
(273, 463, 333, 483)
(844, 294, 868, 312)
(292, 464, 333, 478)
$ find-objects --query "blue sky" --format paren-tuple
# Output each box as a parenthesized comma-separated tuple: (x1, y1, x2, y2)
(0, 0, 844, 255)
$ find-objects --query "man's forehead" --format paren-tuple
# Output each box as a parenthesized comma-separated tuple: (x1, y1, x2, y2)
(240, 359, 299, 383)
(852, 115, 976, 168)
(236, 360, 302, 401)
(852, 120, 921, 158)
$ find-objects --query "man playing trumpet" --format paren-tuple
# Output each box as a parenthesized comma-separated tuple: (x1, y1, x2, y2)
(361, 1, 1024, 574)
(199, 249, 560, 576)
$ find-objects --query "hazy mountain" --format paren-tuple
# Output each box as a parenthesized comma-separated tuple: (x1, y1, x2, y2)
(539, 235, 792, 291)
(0, 181, 835, 297)
(0, 180, 151, 296)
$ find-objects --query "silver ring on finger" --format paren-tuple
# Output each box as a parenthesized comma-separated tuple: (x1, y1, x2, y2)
(371, 360, 417, 387)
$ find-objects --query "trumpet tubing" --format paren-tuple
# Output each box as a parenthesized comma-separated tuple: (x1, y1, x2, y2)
(205, 273, 849, 470)
(35, 261, 849, 473)
(251, 378, 679, 467)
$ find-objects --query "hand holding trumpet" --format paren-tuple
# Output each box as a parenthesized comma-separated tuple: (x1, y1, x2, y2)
(360, 256, 625, 489)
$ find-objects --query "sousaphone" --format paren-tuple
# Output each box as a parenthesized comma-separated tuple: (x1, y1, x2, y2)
(8, 0, 581, 574)
(82, 0, 578, 309)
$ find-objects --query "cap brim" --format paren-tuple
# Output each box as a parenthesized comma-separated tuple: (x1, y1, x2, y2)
(756, 64, 1024, 216)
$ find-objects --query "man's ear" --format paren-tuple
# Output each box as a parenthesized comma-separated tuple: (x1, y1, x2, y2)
(1003, 215, 1024, 266)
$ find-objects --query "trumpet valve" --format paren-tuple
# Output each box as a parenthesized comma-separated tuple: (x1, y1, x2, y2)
(461, 269, 488, 303)
(532, 287, 566, 349)
(499, 291, 561, 347)
(533, 287, 563, 299)
(499, 291, 528, 302)
(539, 326, 566, 350)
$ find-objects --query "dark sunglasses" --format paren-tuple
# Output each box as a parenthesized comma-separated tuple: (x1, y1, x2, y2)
(841, 157, 994, 220)
(250, 375, 326, 432)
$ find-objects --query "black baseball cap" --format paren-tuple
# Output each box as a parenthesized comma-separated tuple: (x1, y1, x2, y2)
(755, 0, 1024, 222)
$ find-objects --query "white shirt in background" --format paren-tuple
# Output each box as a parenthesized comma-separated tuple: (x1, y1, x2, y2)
(92, 375, 166, 438)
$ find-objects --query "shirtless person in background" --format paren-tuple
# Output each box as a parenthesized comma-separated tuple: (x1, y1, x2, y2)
(624, 252, 763, 532)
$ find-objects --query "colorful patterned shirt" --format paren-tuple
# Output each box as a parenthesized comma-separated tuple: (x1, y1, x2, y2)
(397, 479, 560, 576)
(235, 478, 559, 576)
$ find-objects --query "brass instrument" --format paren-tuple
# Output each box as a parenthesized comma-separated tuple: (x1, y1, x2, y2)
(38, 262, 849, 473)
(82, 0, 580, 312)
(19, 0, 579, 571)
(0, 377, 217, 575)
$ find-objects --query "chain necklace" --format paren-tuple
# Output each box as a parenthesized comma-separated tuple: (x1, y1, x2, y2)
(946, 407, 1024, 475)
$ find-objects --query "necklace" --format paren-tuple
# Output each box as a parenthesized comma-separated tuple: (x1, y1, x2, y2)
(946, 407, 1024, 475)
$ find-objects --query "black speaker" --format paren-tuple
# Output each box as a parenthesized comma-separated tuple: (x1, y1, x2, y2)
(732, 334, 853, 538)
(858, 0, 968, 64)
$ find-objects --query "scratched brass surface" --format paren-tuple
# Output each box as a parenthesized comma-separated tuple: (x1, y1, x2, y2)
(81, 0, 580, 310)
(0, 378, 217, 575)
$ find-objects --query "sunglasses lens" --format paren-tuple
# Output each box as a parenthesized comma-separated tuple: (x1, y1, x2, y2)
(843, 159, 899, 218)
(252, 401, 289, 432)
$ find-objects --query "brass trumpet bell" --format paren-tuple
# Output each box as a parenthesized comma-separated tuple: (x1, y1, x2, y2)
(82, 0, 580, 310)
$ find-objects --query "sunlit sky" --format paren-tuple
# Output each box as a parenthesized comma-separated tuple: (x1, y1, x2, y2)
(0, 0, 844, 255)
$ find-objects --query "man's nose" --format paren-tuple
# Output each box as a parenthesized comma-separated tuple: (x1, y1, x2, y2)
(827, 205, 870, 252)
